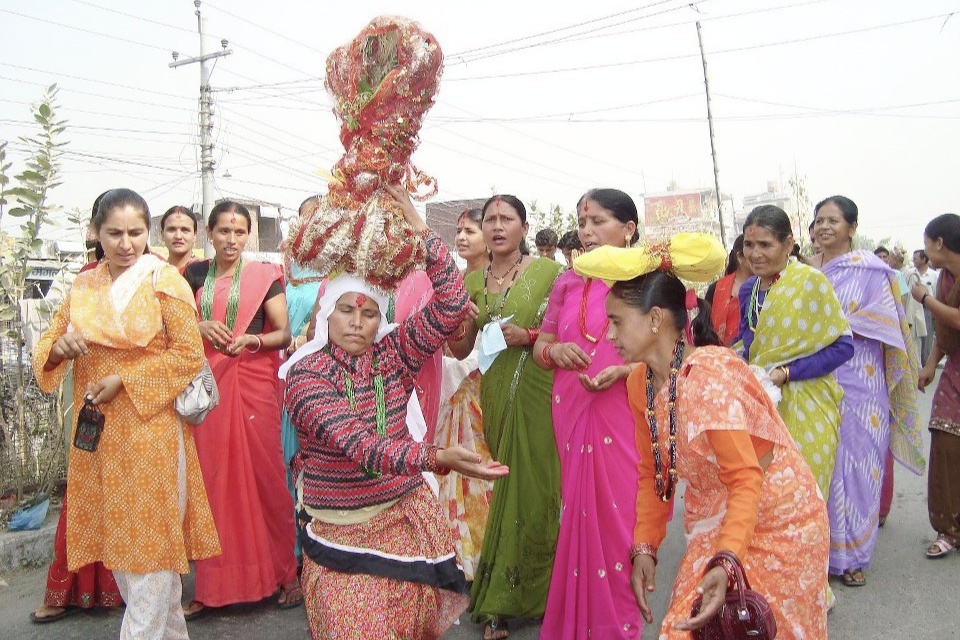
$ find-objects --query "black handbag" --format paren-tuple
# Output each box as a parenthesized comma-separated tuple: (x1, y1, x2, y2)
(73, 397, 105, 452)
(689, 551, 777, 640)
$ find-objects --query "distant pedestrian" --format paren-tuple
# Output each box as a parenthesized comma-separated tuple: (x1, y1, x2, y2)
(535, 228, 560, 261)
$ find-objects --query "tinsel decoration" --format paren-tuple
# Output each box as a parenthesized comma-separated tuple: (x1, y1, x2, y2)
(284, 16, 443, 289)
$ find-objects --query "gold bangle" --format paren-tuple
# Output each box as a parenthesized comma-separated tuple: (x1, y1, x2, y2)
(780, 365, 790, 384)
(630, 543, 658, 565)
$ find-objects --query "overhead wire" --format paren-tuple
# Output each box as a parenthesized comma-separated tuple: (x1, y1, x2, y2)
(445, 12, 955, 81)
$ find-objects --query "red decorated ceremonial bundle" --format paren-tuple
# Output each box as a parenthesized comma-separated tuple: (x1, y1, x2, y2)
(284, 16, 443, 289)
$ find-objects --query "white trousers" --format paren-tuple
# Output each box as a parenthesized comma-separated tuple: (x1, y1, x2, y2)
(113, 570, 189, 640)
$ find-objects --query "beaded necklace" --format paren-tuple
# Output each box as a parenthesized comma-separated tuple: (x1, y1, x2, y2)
(746, 271, 783, 331)
(200, 258, 243, 329)
(645, 338, 684, 502)
(579, 278, 609, 355)
(483, 257, 523, 321)
(339, 352, 386, 478)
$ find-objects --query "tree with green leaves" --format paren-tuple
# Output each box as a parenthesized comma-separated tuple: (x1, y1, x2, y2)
(0, 85, 68, 507)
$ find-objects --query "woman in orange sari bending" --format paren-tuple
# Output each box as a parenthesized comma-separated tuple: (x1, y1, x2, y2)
(574, 235, 829, 640)
(182, 200, 299, 618)
(34, 188, 220, 639)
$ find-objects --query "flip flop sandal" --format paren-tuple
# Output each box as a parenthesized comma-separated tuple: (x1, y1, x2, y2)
(482, 618, 510, 640)
(182, 601, 209, 621)
(29, 607, 80, 624)
(841, 569, 866, 587)
(926, 536, 957, 558)
(277, 584, 304, 610)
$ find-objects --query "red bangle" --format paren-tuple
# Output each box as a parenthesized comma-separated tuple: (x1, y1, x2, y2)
(423, 446, 451, 476)
(526, 327, 540, 346)
(450, 324, 467, 342)
(541, 342, 556, 369)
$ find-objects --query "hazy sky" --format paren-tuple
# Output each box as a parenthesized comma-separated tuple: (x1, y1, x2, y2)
(1, 0, 958, 250)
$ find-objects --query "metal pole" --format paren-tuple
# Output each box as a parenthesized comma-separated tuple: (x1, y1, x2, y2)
(696, 20, 728, 248)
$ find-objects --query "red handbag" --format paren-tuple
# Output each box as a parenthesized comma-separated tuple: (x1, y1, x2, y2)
(689, 551, 777, 640)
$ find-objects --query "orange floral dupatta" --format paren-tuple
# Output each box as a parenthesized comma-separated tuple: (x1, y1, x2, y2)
(69, 254, 197, 348)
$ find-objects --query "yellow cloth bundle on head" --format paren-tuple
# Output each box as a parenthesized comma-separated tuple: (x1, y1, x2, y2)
(572, 232, 727, 284)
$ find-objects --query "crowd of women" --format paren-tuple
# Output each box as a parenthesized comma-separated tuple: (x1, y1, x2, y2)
(28, 183, 958, 640)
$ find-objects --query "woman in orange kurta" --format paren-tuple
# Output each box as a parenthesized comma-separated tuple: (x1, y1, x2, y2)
(33, 188, 220, 640)
(573, 237, 829, 640)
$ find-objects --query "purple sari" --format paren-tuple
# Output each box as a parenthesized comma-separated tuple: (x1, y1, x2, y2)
(822, 251, 921, 574)
(539, 270, 642, 640)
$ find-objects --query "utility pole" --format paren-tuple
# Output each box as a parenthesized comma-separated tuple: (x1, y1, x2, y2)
(170, 0, 232, 257)
(695, 21, 727, 248)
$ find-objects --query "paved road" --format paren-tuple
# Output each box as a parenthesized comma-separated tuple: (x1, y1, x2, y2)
(2, 372, 959, 639)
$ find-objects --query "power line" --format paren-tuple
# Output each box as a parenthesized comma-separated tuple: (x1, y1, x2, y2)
(0, 75, 197, 113)
(432, 93, 701, 123)
(451, 1, 696, 65)
(0, 62, 193, 102)
(446, 12, 954, 81)
(66, 0, 196, 35)
(0, 8, 171, 52)
(202, 0, 328, 56)
(449, 0, 681, 59)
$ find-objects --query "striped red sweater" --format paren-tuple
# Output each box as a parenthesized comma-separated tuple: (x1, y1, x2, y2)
(285, 233, 468, 510)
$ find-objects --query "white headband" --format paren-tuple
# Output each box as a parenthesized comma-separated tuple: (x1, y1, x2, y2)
(278, 274, 399, 380)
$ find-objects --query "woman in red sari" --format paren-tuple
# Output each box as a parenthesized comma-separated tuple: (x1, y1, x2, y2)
(182, 200, 299, 618)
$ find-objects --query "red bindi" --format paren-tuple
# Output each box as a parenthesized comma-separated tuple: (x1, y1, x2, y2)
(583, 201, 590, 212)
(355, 293, 368, 308)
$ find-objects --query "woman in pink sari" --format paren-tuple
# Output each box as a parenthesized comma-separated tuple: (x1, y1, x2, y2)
(533, 188, 642, 639)
(182, 201, 299, 619)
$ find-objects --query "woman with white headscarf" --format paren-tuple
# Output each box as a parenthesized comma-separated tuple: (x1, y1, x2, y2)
(282, 186, 509, 639)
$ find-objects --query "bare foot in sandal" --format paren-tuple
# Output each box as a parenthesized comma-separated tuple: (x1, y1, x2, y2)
(482, 617, 509, 639)
(927, 535, 957, 558)
(277, 579, 304, 610)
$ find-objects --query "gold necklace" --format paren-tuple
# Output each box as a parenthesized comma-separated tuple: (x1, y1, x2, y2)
(488, 255, 522, 286)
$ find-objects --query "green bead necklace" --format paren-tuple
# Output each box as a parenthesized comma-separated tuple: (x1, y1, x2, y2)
(340, 353, 386, 478)
(200, 258, 243, 329)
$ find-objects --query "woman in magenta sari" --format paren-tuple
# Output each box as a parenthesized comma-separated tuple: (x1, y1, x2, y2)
(533, 188, 642, 639)
(182, 201, 299, 619)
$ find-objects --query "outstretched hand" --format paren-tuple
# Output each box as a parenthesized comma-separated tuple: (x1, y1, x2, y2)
(436, 445, 510, 481)
(674, 566, 728, 631)
(579, 365, 629, 392)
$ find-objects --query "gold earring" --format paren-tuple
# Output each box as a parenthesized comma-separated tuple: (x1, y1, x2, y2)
(651, 325, 659, 334)
(625, 235, 632, 248)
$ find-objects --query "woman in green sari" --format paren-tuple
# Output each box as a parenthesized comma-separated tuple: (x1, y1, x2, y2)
(449, 194, 562, 640)
(735, 205, 854, 500)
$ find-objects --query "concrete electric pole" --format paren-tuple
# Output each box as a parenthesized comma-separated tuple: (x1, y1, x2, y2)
(170, 0, 232, 257)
